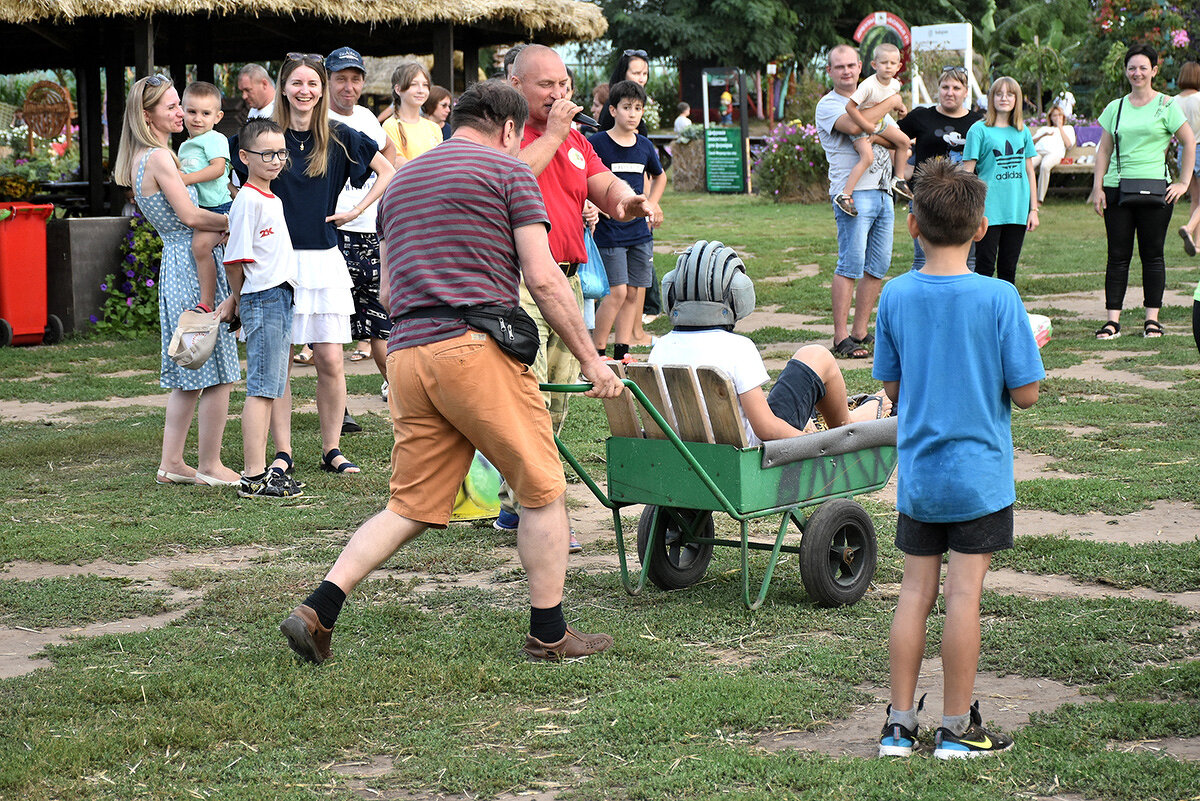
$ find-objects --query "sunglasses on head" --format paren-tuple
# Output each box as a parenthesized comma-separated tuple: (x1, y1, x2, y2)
(941, 65, 968, 76)
(144, 73, 171, 87)
(286, 52, 325, 65)
(623, 49, 648, 59)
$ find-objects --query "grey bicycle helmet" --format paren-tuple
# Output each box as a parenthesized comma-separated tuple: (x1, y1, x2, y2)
(661, 239, 755, 328)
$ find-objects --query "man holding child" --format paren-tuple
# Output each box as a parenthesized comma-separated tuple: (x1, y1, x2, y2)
(815, 44, 905, 360)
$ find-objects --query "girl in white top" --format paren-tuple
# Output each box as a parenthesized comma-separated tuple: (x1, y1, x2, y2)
(1175, 61, 1200, 256)
(1030, 104, 1078, 205)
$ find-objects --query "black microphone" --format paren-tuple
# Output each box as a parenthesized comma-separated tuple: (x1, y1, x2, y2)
(573, 111, 598, 127)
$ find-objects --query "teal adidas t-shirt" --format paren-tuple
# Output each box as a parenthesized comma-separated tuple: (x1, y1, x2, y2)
(963, 122, 1035, 226)
(178, 130, 232, 209)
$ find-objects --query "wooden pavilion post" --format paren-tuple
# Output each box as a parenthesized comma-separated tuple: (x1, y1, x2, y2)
(105, 42, 127, 214)
(462, 39, 479, 90)
(76, 64, 105, 215)
(133, 17, 155, 78)
(431, 23, 454, 91)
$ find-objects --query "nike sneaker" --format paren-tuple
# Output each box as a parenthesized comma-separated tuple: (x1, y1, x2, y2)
(933, 701, 1014, 759)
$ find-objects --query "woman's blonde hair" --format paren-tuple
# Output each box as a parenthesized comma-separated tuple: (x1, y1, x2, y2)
(390, 62, 432, 152)
(113, 75, 180, 187)
(985, 76, 1025, 130)
(274, 55, 345, 179)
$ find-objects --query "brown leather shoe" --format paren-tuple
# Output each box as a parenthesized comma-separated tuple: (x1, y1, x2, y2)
(523, 624, 612, 661)
(280, 604, 332, 664)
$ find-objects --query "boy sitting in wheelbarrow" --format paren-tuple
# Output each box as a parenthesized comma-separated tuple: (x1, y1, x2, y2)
(648, 239, 890, 443)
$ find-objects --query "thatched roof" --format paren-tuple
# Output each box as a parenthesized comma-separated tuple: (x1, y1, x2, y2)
(0, 0, 607, 41)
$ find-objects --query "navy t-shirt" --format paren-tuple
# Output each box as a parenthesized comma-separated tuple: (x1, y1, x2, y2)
(587, 130, 662, 247)
(230, 121, 378, 250)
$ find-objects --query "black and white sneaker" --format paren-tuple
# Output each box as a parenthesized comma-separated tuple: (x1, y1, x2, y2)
(239, 470, 303, 498)
(933, 701, 1014, 759)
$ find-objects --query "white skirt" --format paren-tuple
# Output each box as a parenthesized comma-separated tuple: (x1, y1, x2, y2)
(293, 247, 353, 344)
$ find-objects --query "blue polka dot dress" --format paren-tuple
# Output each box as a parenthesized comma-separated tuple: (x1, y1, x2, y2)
(136, 150, 240, 390)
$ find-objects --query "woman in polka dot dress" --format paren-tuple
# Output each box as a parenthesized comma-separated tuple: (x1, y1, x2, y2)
(114, 74, 242, 487)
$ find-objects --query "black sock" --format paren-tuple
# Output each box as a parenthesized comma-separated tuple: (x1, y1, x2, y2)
(529, 603, 566, 643)
(244, 471, 267, 481)
(597, 347, 606, 357)
(303, 581, 346, 629)
(613, 343, 630, 361)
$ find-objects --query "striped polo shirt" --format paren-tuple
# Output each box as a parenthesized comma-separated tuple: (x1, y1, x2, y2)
(378, 138, 550, 352)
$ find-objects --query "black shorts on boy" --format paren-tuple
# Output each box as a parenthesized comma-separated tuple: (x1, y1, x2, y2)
(895, 505, 1014, 556)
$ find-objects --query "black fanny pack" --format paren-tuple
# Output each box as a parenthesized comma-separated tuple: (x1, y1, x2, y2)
(399, 304, 540, 365)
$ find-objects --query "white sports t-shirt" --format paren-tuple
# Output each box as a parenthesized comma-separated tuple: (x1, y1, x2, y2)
(328, 105, 388, 234)
(648, 329, 770, 446)
(223, 183, 298, 296)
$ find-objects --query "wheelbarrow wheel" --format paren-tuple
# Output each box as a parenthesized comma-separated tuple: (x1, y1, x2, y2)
(799, 499, 877, 607)
(636, 505, 714, 591)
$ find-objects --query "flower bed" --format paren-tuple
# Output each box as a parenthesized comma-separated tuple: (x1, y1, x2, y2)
(91, 212, 162, 336)
(753, 120, 829, 203)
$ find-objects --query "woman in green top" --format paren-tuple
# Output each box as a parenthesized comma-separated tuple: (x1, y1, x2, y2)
(1089, 45, 1195, 340)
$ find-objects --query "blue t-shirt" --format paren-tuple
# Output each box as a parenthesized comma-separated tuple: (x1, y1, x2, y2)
(962, 122, 1035, 226)
(873, 270, 1045, 523)
(587, 130, 662, 247)
(178, 130, 232, 209)
(229, 121, 378, 250)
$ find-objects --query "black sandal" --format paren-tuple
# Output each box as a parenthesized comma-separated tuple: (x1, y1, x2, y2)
(1094, 321, 1121, 340)
(320, 448, 360, 474)
(851, 332, 875, 347)
(1143, 319, 1164, 338)
(271, 452, 305, 488)
(833, 337, 869, 358)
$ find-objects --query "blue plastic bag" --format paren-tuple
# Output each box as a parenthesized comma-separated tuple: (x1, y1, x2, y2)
(580, 228, 610, 300)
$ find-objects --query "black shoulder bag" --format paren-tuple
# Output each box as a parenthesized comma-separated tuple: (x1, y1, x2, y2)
(398, 304, 540, 365)
(1114, 96, 1168, 207)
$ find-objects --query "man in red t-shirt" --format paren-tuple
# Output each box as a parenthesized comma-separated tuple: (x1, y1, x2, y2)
(495, 45, 653, 537)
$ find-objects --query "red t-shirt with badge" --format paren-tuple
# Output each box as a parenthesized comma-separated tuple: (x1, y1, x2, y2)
(521, 125, 607, 264)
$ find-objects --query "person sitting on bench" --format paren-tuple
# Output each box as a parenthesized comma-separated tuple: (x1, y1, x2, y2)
(648, 240, 891, 446)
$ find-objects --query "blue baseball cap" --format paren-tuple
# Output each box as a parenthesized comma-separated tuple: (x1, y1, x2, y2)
(325, 47, 366, 74)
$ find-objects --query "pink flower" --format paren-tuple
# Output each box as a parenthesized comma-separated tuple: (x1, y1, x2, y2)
(126, 297, 134, 306)
(1172, 29, 1189, 48)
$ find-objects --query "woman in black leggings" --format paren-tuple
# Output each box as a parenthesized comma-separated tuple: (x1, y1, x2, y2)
(1089, 45, 1195, 340)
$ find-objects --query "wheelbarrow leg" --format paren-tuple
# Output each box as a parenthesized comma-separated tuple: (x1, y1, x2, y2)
(613, 505, 653, 595)
(740, 513, 794, 610)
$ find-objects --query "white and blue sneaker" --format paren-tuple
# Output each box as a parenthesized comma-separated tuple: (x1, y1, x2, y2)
(493, 509, 520, 531)
(878, 694, 925, 757)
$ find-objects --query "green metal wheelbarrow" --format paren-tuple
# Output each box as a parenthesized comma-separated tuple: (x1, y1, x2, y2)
(543, 362, 898, 610)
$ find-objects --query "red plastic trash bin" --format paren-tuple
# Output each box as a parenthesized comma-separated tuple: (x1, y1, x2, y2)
(0, 202, 61, 347)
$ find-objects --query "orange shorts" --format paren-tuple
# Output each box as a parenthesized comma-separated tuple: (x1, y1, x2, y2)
(385, 330, 566, 526)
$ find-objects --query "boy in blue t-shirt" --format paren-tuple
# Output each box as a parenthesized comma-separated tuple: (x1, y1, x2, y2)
(178, 81, 233, 315)
(588, 80, 665, 363)
(872, 157, 1044, 760)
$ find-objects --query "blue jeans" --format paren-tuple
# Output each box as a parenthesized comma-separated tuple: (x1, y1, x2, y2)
(834, 189, 893, 280)
(912, 235, 977, 271)
(242, 283, 293, 399)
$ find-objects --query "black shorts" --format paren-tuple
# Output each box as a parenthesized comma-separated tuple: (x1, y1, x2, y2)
(766, 358, 826, 429)
(338, 230, 392, 341)
(895, 505, 1014, 556)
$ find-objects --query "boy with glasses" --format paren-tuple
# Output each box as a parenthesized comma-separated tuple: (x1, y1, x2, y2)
(219, 119, 302, 498)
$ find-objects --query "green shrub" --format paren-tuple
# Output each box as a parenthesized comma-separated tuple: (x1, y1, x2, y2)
(92, 212, 162, 337)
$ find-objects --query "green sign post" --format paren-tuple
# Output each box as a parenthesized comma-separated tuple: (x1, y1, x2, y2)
(704, 127, 744, 193)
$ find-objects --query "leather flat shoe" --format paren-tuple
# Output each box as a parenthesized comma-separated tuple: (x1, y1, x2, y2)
(280, 604, 332, 664)
(523, 624, 612, 661)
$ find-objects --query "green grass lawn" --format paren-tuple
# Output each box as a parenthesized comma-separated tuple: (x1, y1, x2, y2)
(0, 193, 1197, 799)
